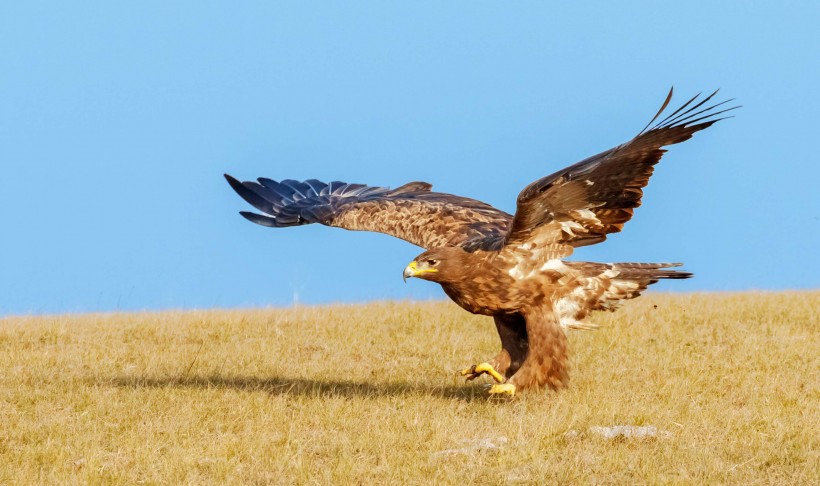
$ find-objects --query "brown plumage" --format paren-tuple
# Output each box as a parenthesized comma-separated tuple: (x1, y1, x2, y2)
(226, 89, 737, 396)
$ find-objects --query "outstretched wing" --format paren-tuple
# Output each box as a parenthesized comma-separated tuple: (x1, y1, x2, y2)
(225, 175, 512, 250)
(504, 88, 738, 256)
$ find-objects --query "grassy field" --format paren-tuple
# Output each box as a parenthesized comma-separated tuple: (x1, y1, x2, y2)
(1, 293, 817, 484)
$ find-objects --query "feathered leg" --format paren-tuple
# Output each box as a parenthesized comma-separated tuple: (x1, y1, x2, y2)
(490, 307, 568, 396)
(460, 314, 528, 383)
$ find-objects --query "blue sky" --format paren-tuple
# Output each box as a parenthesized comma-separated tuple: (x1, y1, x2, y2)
(1, 2, 818, 316)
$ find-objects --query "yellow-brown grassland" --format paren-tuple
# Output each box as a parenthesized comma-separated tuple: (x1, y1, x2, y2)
(1, 292, 817, 484)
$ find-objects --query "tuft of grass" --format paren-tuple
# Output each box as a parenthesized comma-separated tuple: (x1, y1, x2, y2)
(0, 293, 817, 484)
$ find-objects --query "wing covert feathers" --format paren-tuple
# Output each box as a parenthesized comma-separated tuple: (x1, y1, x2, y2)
(225, 174, 512, 250)
(504, 89, 738, 252)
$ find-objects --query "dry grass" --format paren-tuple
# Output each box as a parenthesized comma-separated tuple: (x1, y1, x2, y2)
(1, 292, 817, 484)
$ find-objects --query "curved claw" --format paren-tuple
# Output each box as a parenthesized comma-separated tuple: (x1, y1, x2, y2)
(459, 365, 479, 381)
(488, 383, 516, 397)
(458, 362, 505, 383)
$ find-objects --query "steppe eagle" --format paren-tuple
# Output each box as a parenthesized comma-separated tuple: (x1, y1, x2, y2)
(225, 89, 736, 396)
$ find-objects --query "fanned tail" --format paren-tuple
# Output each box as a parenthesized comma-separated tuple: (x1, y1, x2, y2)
(598, 262, 692, 312)
(557, 261, 692, 330)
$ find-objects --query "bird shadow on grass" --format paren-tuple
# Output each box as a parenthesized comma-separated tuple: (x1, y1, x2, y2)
(102, 374, 492, 402)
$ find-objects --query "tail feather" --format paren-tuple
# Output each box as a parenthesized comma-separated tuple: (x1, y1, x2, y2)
(599, 262, 691, 311)
(612, 262, 693, 280)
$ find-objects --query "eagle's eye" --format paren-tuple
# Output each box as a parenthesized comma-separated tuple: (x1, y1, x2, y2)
(426, 259, 438, 266)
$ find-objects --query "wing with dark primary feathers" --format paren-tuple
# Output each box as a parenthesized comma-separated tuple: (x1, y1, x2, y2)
(225, 175, 512, 250)
(504, 88, 739, 254)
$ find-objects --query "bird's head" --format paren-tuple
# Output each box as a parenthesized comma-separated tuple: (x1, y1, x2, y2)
(403, 247, 467, 284)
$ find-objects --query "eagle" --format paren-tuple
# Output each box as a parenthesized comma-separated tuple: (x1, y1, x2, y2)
(225, 89, 736, 396)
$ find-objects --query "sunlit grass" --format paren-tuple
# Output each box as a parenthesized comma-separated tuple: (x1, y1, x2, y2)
(1, 293, 817, 484)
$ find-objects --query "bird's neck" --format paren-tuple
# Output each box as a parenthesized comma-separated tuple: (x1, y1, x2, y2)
(440, 252, 517, 315)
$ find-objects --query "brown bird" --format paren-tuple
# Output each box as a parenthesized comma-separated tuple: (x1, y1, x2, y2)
(225, 89, 737, 396)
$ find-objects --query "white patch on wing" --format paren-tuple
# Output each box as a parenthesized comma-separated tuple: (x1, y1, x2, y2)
(559, 220, 585, 237)
(539, 259, 566, 271)
(508, 248, 571, 280)
(570, 209, 599, 223)
(555, 297, 580, 319)
(507, 251, 535, 279)
(507, 265, 527, 279)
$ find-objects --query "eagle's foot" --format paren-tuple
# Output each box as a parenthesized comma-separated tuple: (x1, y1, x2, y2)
(488, 383, 516, 397)
(459, 362, 505, 383)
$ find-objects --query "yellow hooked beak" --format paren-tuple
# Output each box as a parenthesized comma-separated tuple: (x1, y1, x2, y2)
(403, 260, 438, 282)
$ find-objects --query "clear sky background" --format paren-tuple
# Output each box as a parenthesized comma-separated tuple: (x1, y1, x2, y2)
(1, 2, 818, 316)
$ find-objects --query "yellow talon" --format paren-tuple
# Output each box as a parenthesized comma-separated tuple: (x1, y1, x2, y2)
(488, 383, 516, 396)
(459, 362, 505, 383)
(473, 363, 505, 383)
